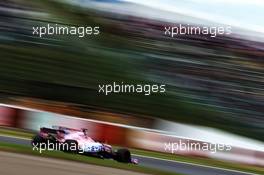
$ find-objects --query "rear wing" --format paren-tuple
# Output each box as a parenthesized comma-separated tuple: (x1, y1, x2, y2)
(52, 125, 83, 132)
(40, 127, 65, 134)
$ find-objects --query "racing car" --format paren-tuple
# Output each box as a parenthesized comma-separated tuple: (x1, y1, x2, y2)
(32, 126, 138, 164)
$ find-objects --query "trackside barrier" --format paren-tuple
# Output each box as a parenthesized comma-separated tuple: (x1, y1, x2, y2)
(0, 106, 18, 127)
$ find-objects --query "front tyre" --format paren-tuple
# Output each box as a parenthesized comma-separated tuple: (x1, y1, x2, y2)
(32, 135, 46, 147)
(115, 149, 131, 163)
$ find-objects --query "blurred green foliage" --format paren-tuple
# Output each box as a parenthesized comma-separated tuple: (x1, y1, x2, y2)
(0, 0, 263, 141)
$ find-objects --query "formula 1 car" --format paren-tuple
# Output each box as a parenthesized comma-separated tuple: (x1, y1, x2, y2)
(32, 126, 138, 164)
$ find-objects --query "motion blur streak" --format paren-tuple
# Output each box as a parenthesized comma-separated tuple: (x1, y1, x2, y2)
(0, 0, 264, 174)
(0, 0, 263, 140)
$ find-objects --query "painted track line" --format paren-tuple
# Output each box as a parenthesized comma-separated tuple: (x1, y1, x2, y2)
(132, 154, 260, 175)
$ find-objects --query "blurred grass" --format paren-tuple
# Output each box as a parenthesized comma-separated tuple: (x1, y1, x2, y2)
(0, 128, 34, 139)
(0, 127, 263, 174)
(0, 142, 183, 175)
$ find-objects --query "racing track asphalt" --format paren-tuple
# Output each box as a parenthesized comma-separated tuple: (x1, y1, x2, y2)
(0, 135, 260, 175)
(0, 151, 147, 175)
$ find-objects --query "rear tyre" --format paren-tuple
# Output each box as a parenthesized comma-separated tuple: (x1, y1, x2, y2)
(63, 140, 78, 153)
(32, 135, 46, 147)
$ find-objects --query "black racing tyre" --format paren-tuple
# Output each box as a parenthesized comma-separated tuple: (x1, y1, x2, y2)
(115, 149, 131, 163)
(63, 140, 78, 153)
(32, 135, 46, 147)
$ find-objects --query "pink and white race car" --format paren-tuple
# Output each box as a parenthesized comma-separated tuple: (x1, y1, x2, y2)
(32, 126, 138, 164)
